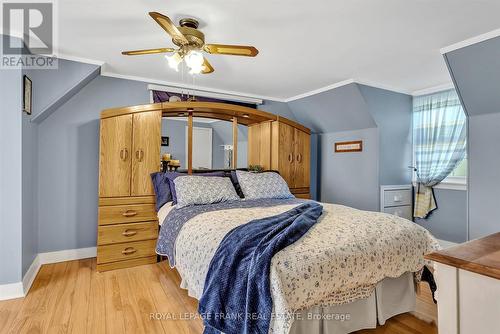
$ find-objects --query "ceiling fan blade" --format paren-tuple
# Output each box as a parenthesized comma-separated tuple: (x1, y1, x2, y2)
(202, 57, 214, 74)
(121, 47, 175, 56)
(149, 12, 189, 45)
(204, 44, 259, 57)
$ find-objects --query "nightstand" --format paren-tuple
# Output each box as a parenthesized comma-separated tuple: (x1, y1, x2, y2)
(380, 185, 413, 221)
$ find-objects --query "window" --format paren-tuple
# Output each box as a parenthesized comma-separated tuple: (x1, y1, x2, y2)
(412, 89, 467, 190)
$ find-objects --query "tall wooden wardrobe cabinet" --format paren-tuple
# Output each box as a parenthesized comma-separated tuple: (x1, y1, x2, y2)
(248, 119, 311, 199)
(97, 109, 161, 271)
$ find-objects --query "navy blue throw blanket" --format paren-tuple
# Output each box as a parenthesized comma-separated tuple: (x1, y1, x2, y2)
(198, 201, 323, 334)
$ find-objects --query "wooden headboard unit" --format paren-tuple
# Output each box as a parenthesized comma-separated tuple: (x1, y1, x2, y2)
(96, 101, 311, 271)
(101, 101, 310, 174)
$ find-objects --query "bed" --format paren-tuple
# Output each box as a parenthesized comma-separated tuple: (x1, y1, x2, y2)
(155, 187, 439, 334)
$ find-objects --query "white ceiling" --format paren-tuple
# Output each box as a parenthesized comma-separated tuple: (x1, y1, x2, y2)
(58, 0, 500, 100)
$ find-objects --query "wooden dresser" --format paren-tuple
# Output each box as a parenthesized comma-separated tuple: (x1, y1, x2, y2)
(248, 118, 311, 199)
(425, 233, 500, 334)
(97, 108, 162, 271)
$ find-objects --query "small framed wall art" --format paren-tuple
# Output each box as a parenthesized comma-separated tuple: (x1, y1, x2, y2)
(161, 136, 170, 146)
(23, 75, 32, 115)
(334, 140, 363, 153)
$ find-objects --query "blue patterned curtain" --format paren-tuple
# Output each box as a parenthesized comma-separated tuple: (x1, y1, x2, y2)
(413, 89, 466, 218)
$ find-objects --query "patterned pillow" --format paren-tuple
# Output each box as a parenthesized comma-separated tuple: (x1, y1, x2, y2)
(174, 176, 240, 208)
(166, 171, 226, 205)
(236, 170, 294, 200)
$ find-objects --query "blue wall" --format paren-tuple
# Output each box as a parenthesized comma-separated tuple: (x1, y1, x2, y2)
(358, 85, 413, 185)
(415, 189, 467, 243)
(24, 59, 99, 121)
(37, 76, 150, 252)
(0, 35, 24, 284)
(444, 36, 500, 240)
(0, 67, 23, 284)
(286, 83, 412, 211)
(21, 73, 39, 276)
(288, 84, 376, 133)
(319, 128, 380, 211)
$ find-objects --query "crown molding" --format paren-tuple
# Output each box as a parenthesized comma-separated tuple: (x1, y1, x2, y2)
(284, 79, 355, 102)
(147, 84, 263, 104)
(55, 53, 105, 66)
(101, 70, 286, 102)
(354, 79, 412, 95)
(411, 82, 455, 96)
(441, 28, 500, 54)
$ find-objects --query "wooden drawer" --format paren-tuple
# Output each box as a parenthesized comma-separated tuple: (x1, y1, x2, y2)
(98, 203, 156, 225)
(383, 189, 412, 207)
(383, 205, 412, 220)
(97, 256, 157, 272)
(97, 239, 157, 264)
(294, 192, 310, 199)
(98, 221, 158, 245)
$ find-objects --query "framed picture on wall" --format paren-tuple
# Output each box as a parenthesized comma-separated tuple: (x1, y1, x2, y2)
(23, 75, 32, 115)
(161, 136, 170, 146)
(334, 140, 363, 153)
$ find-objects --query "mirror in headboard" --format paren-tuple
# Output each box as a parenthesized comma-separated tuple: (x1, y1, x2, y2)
(161, 116, 247, 170)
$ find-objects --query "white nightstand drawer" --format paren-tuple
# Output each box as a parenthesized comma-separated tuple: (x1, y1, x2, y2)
(383, 205, 412, 220)
(383, 189, 412, 207)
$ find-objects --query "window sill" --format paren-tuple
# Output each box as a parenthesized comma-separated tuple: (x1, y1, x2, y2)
(413, 177, 467, 191)
(437, 176, 467, 191)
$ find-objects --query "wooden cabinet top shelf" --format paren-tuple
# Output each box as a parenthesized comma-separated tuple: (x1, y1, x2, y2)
(425, 232, 500, 280)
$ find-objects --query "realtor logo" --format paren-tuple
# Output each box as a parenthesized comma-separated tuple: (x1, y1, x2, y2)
(1, 1, 58, 68)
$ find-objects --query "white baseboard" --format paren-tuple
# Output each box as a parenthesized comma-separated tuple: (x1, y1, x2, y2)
(22, 254, 41, 295)
(0, 282, 24, 301)
(0, 246, 97, 301)
(437, 239, 458, 249)
(38, 246, 96, 264)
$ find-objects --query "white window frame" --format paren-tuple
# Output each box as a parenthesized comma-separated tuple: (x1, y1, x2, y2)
(411, 160, 467, 191)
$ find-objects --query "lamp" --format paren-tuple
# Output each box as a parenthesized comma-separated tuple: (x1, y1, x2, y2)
(166, 52, 182, 71)
(184, 50, 204, 74)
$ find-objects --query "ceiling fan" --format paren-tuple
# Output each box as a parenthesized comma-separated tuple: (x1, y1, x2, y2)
(122, 12, 259, 75)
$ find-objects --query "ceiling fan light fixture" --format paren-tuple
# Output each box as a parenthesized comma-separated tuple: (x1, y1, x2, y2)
(185, 50, 204, 74)
(166, 52, 182, 71)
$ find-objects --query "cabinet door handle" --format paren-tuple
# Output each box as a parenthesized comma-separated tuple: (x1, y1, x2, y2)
(123, 148, 128, 160)
(136, 149, 144, 162)
(122, 229, 137, 237)
(121, 247, 137, 255)
(122, 210, 137, 217)
(120, 149, 125, 161)
(288, 153, 294, 163)
(296, 153, 302, 163)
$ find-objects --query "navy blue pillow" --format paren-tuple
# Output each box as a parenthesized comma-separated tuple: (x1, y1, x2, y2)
(151, 171, 228, 208)
(230, 171, 245, 198)
(151, 172, 174, 211)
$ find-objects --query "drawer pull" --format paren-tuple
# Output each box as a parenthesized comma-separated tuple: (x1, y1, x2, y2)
(122, 210, 138, 217)
(122, 229, 138, 237)
(121, 247, 137, 255)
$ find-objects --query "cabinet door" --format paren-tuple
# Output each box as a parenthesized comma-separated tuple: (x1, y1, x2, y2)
(248, 124, 261, 167)
(276, 122, 296, 187)
(248, 122, 272, 169)
(131, 110, 161, 196)
(99, 115, 133, 197)
(293, 129, 310, 188)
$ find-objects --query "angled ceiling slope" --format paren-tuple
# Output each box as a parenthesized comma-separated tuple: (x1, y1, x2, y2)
(26, 59, 100, 123)
(444, 35, 500, 116)
(287, 83, 376, 134)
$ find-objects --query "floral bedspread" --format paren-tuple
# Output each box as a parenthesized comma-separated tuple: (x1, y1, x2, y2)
(173, 202, 440, 334)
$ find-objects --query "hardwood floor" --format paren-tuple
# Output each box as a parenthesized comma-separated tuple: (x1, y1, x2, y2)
(0, 258, 437, 334)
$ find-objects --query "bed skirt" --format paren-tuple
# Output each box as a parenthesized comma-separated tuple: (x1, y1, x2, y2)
(289, 272, 416, 334)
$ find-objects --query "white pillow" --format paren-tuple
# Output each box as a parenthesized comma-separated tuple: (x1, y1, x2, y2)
(174, 176, 240, 208)
(236, 171, 293, 200)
